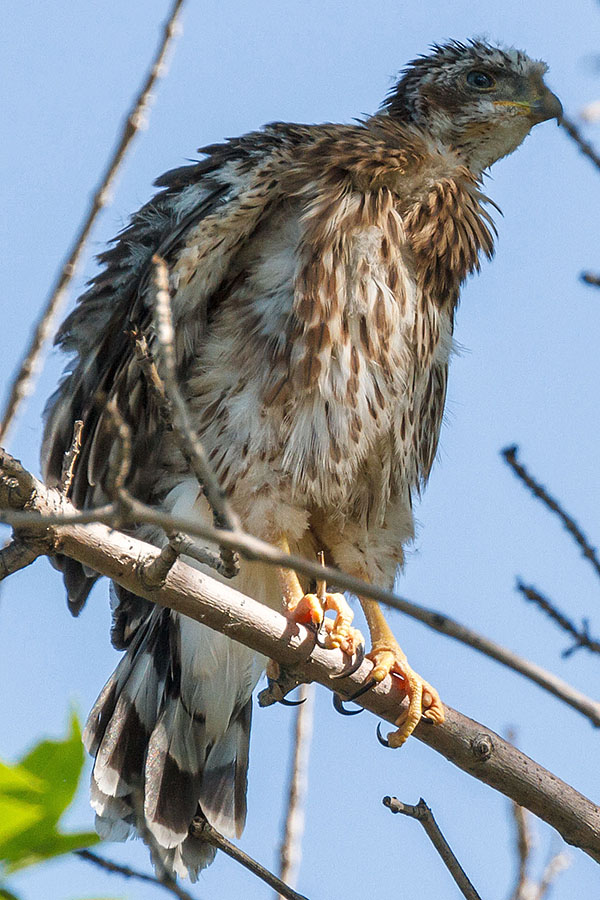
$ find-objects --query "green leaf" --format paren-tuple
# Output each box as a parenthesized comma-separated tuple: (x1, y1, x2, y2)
(0, 888, 22, 900)
(18, 712, 83, 819)
(0, 713, 99, 872)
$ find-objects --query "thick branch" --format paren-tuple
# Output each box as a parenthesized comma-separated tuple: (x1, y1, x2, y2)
(0, 0, 186, 444)
(1, 461, 599, 863)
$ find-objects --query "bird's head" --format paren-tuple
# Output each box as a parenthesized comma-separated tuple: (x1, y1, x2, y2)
(382, 40, 562, 173)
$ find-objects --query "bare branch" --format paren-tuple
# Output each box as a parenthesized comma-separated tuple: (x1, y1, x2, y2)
(561, 115, 600, 173)
(2, 447, 600, 728)
(277, 683, 315, 895)
(0, 539, 42, 581)
(508, 802, 534, 900)
(150, 256, 239, 577)
(74, 848, 195, 900)
(0, 0, 186, 444)
(140, 532, 186, 588)
(190, 818, 310, 900)
(383, 797, 482, 900)
(535, 850, 571, 899)
(1, 462, 600, 862)
(517, 581, 600, 657)
(502, 445, 600, 581)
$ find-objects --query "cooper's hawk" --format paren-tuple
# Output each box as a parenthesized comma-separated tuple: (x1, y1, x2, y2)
(43, 40, 561, 880)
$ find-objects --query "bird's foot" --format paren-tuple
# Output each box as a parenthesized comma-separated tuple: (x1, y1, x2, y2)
(368, 644, 444, 748)
(286, 588, 364, 657)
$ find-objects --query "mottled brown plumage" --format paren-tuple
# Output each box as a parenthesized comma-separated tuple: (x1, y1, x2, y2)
(43, 39, 561, 879)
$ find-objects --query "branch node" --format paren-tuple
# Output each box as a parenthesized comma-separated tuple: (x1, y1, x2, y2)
(471, 733, 494, 761)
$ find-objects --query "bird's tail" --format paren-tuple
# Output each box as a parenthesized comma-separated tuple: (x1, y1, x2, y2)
(83, 599, 259, 881)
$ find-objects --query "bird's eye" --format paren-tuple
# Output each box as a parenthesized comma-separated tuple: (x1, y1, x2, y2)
(466, 71, 495, 90)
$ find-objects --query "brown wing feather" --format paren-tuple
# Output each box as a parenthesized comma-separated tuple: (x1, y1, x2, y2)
(42, 127, 294, 611)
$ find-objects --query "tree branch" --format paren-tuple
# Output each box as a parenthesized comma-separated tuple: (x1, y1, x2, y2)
(383, 797, 482, 900)
(1, 455, 600, 864)
(150, 255, 240, 578)
(517, 581, 600, 657)
(74, 848, 196, 900)
(0, 0, 186, 444)
(1, 447, 600, 729)
(277, 683, 314, 895)
(502, 445, 600, 581)
(190, 818, 310, 900)
(561, 115, 600, 173)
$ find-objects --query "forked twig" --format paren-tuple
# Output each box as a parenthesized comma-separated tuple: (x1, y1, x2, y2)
(189, 818, 310, 900)
(0, 0, 186, 444)
(277, 683, 315, 895)
(517, 581, 600, 657)
(383, 797, 482, 900)
(502, 445, 600, 580)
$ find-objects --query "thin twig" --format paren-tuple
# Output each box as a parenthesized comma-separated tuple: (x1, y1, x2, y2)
(561, 115, 600, 172)
(383, 797, 482, 900)
(517, 581, 600, 657)
(0, 0, 186, 445)
(502, 445, 600, 580)
(509, 802, 533, 900)
(535, 850, 571, 899)
(151, 256, 240, 577)
(581, 272, 600, 287)
(190, 818, 310, 900)
(59, 419, 84, 495)
(1, 450, 600, 728)
(277, 683, 315, 896)
(74, 848, 195, 900)
(104, 396, 133, 504)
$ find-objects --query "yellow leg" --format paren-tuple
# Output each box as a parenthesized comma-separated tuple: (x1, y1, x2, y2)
(275, 537, 363, 655)
(360, 598, 444, 748)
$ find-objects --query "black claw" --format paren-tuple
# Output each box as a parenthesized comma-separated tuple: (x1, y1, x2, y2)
(376, 722, 391, 748)
(330, 642, 366, 680)
(332, 693, 364, 716)
(346, 677, 377, 702)
(278, 696, 307, 707)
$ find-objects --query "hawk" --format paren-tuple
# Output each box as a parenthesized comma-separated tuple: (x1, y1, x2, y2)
(42, 40, 561, 880)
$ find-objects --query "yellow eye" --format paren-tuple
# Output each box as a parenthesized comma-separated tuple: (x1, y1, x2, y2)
(467, 71, 495, 90)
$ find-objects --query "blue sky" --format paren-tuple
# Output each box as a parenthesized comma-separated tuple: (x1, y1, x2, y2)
(1, 1, 600, 898)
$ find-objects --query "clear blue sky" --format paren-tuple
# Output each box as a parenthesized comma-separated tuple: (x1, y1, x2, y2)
(1, 1, 600, 898)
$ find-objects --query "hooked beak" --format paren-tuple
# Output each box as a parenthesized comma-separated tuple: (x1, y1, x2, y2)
(529, 90, 563, 125)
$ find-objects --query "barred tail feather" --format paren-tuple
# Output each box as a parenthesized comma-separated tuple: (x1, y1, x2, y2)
(83, 604, 259, 881)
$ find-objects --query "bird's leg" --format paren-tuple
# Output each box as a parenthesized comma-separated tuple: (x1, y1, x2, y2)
(275, 537, 363, 656)
(360, 597, 444, 747)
